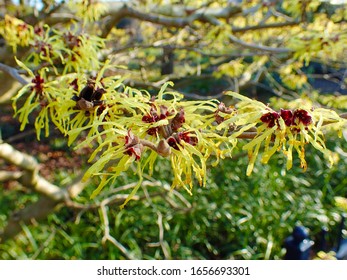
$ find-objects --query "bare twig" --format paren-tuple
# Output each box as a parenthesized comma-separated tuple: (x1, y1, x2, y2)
(100, 202, 136, 259)
(228, 34, 290, 54)
(232, 20, 299, 33)
(102, 3, 242, 37)
(160, 183, 192, 209)
(0, 62, 29, 85)
(156, 211, 171, 259)
(5, 129, 36, 144)
(0, 176, 88, 243)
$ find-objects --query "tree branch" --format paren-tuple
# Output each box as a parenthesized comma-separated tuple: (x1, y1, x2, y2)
(102, 3, 242, 37)
(0, 142, 37, 171)
(100, 201, 136, 259)
(232, 20, 300, 33)
(103, 3, 291, 54)
(113, 42, 272, 59)
(0, 142, 88, 243)
(0, 62, 29, 85)
(0, 170, 22, 181)
(228, 34, 291, 54)
(0, 175, 88, 243)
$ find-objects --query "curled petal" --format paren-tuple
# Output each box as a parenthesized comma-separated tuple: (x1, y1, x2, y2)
(260, 111, 280, 128)
(125, 144, 144, 160)
(280, 109, 293, 126)
(293, 109, 312, 126)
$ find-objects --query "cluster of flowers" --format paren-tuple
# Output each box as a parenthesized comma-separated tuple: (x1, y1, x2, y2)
(260, 109, 312, 129)
(215, 92, 346, 176)
(0, 15, 33, 52)
(0, 16, 104, 72)
(1, 10, 106, 140)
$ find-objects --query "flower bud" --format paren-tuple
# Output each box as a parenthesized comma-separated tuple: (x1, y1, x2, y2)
(77, 98, 94, 110)
(157, 139, 171, 157)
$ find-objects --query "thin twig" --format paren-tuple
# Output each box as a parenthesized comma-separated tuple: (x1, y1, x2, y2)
(113, 42, 275, 59)
(5, 129, 36, 144)
(232, 20, 299, 33)
(156, 211, 171, 259)
(228, 34, 291, 54)
(100, 202, 136, 259)
(102, 3, 242, 37)
(0, 62, 29, 85)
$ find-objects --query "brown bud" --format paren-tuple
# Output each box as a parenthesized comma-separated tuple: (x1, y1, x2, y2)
(157, 139, 171, 157)
(77, 98, 94, 111)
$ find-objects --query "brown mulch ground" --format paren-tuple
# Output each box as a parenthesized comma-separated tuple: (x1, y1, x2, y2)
(1, 104, 92, 184)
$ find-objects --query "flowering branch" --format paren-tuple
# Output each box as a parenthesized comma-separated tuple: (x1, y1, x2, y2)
(234, 113, 347, 139)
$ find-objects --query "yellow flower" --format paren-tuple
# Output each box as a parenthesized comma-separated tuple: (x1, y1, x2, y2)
(12, 58, 62, 139)
(67, 0, 107, 24)
(60, 32, 105, 74)
(220, 92, 347, 175)
(25, 26, 105, 74)
(0, 15, 34, 52)
(25, 25, 64, 69)
(76, 82, 230, 207)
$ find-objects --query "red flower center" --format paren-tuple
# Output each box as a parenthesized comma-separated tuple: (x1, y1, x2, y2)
(293, 109, 312, 126)
(260, 112, 280, 128)
(261, 109, 312, 129)
(31, 75, 45, 95)
(167, 131, 198, 150)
